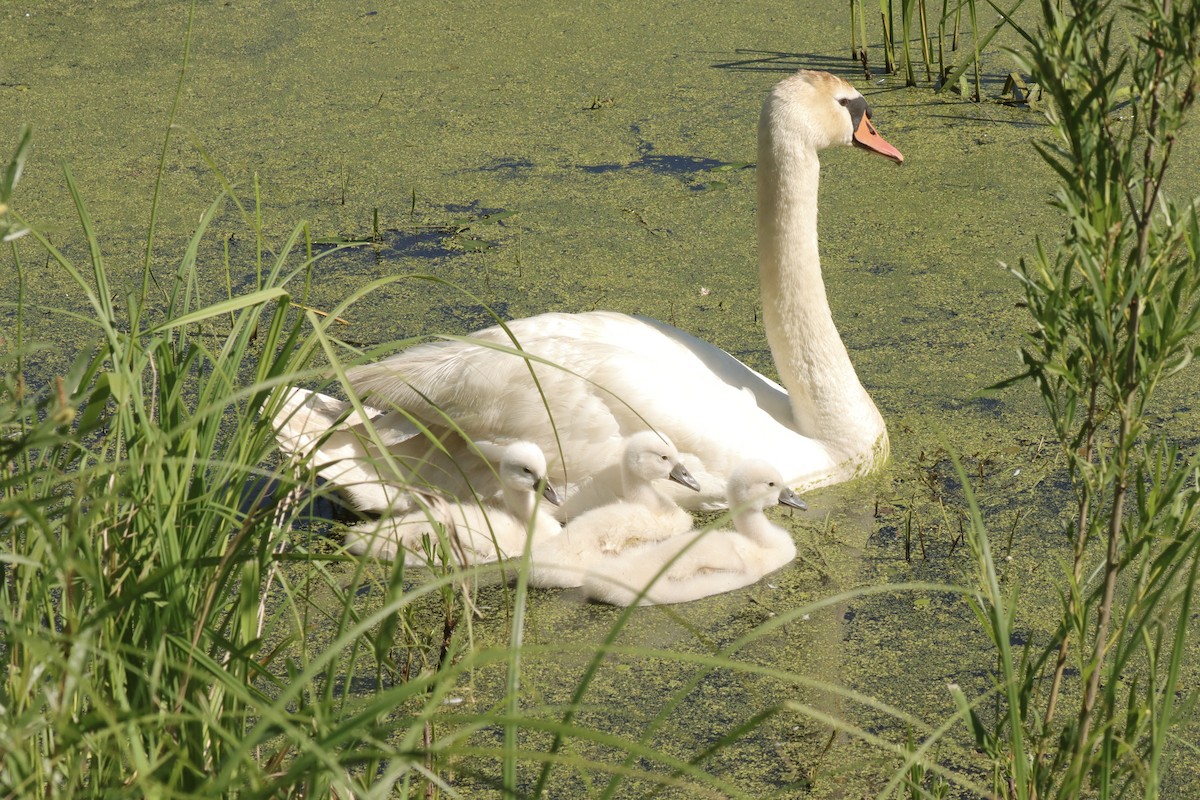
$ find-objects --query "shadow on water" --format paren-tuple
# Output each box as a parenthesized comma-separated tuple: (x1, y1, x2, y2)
(581, 153, 744, 176)
(709, 49, 1025, 101)
(314, 227, 461, 261)
(473, 156, 535, 172)
(579, 122, 753, 187)
(225, 200, 520, 291)
(710, 50, 861, 76)
(240, 476, 363, 525)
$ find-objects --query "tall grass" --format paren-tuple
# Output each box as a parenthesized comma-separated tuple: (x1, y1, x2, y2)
(0, 130, 715, 796)
(951, 1, 1200, 797)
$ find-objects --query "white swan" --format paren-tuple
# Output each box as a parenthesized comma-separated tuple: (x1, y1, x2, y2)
(582, 460, 807, 606)
(528, 431, 699, 588)
(344, 441, 562, 566)
(274, 70, 902, 513)
(274, 387, 410, 513)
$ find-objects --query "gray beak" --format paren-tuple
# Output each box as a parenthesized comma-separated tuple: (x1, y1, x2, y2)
(778, 487, 807, 511)
(669, 462, 702, 492)
(541, 478, 563, 507)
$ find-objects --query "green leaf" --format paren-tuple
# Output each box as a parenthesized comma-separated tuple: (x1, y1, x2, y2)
(457, 237, 494, 251)
(147, 287, 288, 333)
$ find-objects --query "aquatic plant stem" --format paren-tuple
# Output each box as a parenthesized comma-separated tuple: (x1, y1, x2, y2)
(918, 0, 933, 81)
(141, 0, 196, 308)
(1068, 417, 1130, 787)
(1036, 383, 1096, 754)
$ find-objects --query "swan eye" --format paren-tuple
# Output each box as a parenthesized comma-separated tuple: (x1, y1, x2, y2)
(768, 481, 776, 487)
(837, 97, 850, 106)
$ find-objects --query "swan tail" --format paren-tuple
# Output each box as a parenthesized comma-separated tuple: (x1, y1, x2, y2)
(272, 388, 422, 514)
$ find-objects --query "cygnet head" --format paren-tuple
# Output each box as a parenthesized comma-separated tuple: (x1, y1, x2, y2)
(761, 70, 903, 163)
(727, 460, 808, 513)
(499, 441, 562, 506)
(622, 430, 701, 492)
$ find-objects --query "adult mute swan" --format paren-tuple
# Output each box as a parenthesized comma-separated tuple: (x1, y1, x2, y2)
(344, 441, 562, 566)
(583, 460, 807, 606)
(274, 69, 902, 513)
(528, 431, 699, 588)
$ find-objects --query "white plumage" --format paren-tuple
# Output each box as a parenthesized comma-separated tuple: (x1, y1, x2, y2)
(272, 70, 902, 518)
(528, 431, 699, 588)
(343, 441, 562, 566)
(582, 460, 807, 606)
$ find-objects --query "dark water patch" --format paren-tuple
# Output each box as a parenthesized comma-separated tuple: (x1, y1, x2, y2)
(967, 396, 1003, 417)
(313, 227, 461, 260)
(240, 476, 362, 524)
(939, 466, 963, 496)
(865, 261, 897, 276)
(581, 153, 750, 178)
(474, 156, 534, 172)
(444, 200, 508, 217)
(581, 153, 723, 175)
(580, 125, 751, 185)
(940, 393, 1001, 417)
(874, 524, 899, 545)
(281, 203, 519, 285)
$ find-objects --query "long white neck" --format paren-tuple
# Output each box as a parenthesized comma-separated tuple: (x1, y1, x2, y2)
(732, 505, 795, 554)
(622, 473, 675, 515)
(756, 112, 887, 469)
(503, 484, 535, 524)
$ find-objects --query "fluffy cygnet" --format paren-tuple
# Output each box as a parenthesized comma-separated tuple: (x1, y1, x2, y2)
(345, 441, 561, 566)
(583, 460, 806, 606)
(529, 431, 699, 588)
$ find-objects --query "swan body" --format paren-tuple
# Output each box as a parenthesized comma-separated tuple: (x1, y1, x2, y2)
(528, 431, 699, 588)
(583, 460, 807, 606)
(344, 441, 562, 566)
(273, 387, 410, 513)
(274, 70, 902, 514)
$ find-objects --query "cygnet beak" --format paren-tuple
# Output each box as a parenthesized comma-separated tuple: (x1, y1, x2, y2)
(541, 478, 563, 506)
(669, 462, 702, 492)
(778, 487, 808, 511)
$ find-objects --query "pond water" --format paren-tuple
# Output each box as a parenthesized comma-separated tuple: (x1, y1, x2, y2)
(4, 1, 1199, 795)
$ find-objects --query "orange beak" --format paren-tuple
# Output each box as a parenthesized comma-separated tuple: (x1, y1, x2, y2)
(853, 115, 904, 164)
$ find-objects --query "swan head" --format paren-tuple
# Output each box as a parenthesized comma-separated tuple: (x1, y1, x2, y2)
(762, 70, 903, 164)
(499, 441, 562, 506)
(728, 460, 809, 513)
(622, 430, 702, 492)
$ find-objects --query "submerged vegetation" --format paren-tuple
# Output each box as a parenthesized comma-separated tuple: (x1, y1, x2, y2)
(1, 0, 1199, 796)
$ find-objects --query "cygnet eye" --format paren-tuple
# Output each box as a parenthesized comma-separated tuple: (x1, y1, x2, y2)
(768, 481, 776, 487)
(522, 467, 533, 475)
(661, 454, 669, 461)
(837, 97, 851, 107)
